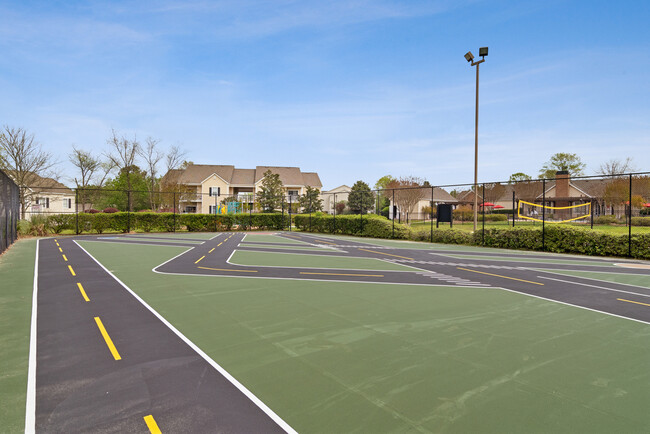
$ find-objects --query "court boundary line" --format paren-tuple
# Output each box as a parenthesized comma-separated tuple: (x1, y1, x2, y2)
(73, 240, 297, 434)
(531, 267, 650, 283)
(25, 239, 41, 434)
(225, 249, 425, 273)
(537, 275, 650, 298)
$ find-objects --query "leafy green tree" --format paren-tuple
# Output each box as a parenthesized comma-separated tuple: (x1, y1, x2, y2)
(257, 170, 284, 212)
(99, 165, 149, 211)
(299, 186, 322, 213)
(348, 180, 374, 214)
(508, 172, 532, 183)
(374, 175, 394, 210)
(539, 153, 585, 179)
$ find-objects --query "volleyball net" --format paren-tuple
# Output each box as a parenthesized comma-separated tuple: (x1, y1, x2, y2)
(518, 200, 591, 224)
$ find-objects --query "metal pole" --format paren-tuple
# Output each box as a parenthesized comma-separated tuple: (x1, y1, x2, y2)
(333, 193, 336, 234)
(629, 173, 632, 257)
(289, 194, 292, 232)
(473, 62, 480, 232)
(75, 188, 79, 235)
(127, 190, 131, 233)
(542, 179, 546, 251)
(430, 187, 434, 243)
(309, 195, 312, 232)
(512, 190, 519, 228)
(249, 193, 252, 231)
(392, 189, 395, 238)
(281, 195, 285, 230)
(214, 193, 218, 232)
(590, 199, 594, 230)
(482, 183, 485, 245)
(173, 192, 176, 233)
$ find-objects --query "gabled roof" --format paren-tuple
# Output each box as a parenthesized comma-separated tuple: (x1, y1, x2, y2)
(177, 165, 235, 184)
(301, 172, 323, 188)
(8, 171, 73, 195)
(323, 185, 351, 193)
(255, 166, 304, 186)
(431, 187, 458, 202)
(231, 168, 256, 185)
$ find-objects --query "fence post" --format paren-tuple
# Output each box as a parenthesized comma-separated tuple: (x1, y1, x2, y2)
(512, 189, 519, 228)
(214, 193, 218, 232)
(333, 193, 336, 234)
(392, 189, 395, 238)
(173, 192, 176, 233)
(542, 179, 546, 251)
(75, 188, 79, 235)
(629, 173, 632, 257)
(249, 193, 253, 231)
(309, 196, 312, 232)
(482, 183, 485, 245)
(127, 190, 131, 233)
(289, 194, 292, 232)
(590, 199, 594, 230)
(430, 186, 434, 243)
(281, 195, 285, 231)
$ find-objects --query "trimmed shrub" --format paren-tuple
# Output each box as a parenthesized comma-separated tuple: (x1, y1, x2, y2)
(631, 217, 650, 226)
(86, 209, 101, 214)
(293, 214, 410, 239)
(594, 215, 621, 225)
(103, 207, 119, 213)
(46, 214, 75, 234)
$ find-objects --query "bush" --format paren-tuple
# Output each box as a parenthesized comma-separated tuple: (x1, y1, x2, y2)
(86, 209, 100, 214)
(293, 214, 410, 239)
(631, 217, 650, 226)
(594, 215, 621, 225)
(103, 207, 119, 213)
(45, 214, 75, 234)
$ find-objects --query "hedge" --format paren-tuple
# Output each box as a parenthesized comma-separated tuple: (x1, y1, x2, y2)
(36, 212, 650, 259)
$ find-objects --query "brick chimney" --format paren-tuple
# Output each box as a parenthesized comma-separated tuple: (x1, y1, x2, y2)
(555, 170, 570, 199)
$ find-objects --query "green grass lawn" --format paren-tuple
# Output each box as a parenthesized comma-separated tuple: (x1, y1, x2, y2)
(76, 240, 650, 433)
(0, 239, 37, 433)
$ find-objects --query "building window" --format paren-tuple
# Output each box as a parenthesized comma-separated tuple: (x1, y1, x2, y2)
(65, 198, 72, 209)
(185, 206, 197, 213)
(288, 190, 299, 196)
(36, 197, 50, 209)
(209, 187, 221, 197)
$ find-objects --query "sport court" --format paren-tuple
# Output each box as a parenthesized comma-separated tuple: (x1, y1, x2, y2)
(13, 232, 650, 432)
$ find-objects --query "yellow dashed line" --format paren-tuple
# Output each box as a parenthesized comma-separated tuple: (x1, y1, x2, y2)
(144, 415, 162, 434)
(358, 248, 414, 261)
(58, 247, 63, 253)
(77, 283, 90, 302)
(198, 266, 258, 273)
(300, 272, 384, 277)
(94, 317, 122, 361)
(68, 265, 76, 276)
(618, 298, 650, 307)
(217, 242, 223, 247)
(457, 267, 544, 285)
(208, 248, 215, 253)
(62, 254, 68, 262)
(195, 256, 206, 264)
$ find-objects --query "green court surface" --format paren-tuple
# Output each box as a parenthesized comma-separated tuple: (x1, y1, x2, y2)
(239, 242, 336, 252)
(228, 250, 415, 271)
(0, 239, 36, 433)
(242, 233, 309, 245)
(76, 241, 650, 433)
(539, 269, 650, 289)
(116, 236, 205, 244)
(135, 232, 217, 240)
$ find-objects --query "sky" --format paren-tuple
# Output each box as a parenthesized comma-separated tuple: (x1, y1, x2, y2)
(0, 0, 649, 190)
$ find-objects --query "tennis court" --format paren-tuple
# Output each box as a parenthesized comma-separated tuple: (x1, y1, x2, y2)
(5, 231, 650, 432)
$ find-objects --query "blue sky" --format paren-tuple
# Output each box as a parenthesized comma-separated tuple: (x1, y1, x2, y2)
(1, 0, 649, 189)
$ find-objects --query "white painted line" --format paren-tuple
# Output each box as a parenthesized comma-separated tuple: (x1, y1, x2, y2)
(494, 285, 650, 326)
(90, 239, 196, 248)
(25, 239, 39, 434)
(209, 233, 223, 240)
(531, 268, 650, 287)
(537, 275, 650, 299)
(74, 240, 297, 433)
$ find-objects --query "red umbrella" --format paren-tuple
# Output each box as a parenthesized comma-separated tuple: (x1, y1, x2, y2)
(493, 205, 504, 209)
(644, 203, 650, 208)
(481, 202, 495, 207)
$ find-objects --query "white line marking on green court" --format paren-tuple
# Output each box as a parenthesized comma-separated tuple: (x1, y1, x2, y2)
(74, 240, 297, 434)
(25, 239, 40, 433)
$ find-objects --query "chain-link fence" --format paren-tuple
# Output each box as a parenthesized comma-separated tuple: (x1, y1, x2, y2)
(14, 170, 650, 258)
(0, 169, 20, 253)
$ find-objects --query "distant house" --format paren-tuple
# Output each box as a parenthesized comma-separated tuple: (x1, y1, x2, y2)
(389, 187, 458, 221)
(18, 174, 75, 219)
(321, 185, 351, 214)
(162, 164, 322, 214)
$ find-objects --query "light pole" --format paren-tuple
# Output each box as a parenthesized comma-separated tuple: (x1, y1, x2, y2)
(465, 46, 488, 232)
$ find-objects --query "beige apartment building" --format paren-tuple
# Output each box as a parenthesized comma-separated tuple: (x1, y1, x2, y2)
(163, 164, 322, 213)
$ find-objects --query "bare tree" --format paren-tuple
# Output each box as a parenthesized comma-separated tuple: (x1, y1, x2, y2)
(106, 129, 140, 211)
(69, 146, 100, 212)
(387, 176, 427, 222)
(0, 126, 58, 218)
(482, 183, 506, 205)
(597, 158, 637, 177)
(138, 137, 164, 209)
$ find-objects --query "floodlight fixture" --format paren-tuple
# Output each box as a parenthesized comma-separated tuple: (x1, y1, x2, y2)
(464, 51, 474, 62)
(479, 46, 488, 57)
